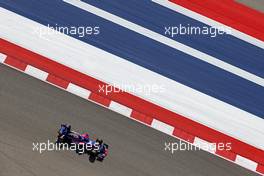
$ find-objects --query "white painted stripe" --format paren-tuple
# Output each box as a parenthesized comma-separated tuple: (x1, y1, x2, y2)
(1, 8, 264, 150)
(67, 83, 91, 99)
(25, 65, 48, 81)
(152, 0, 264, 49)
(235, 155, 258, 171)
(109, 101, 132, 117)
(0, 53, 7, 63)
(63, 0, 264, 87)
(193, 137, 216, 153)
(151, 119, 174, 135)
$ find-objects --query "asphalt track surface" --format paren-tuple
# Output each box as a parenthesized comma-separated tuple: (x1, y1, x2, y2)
(0, 65, 260, 176)
(237, 0, 264, 13)
(1, 1, 263, 176)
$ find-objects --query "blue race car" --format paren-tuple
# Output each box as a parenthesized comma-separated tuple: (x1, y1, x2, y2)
(56, 123, 109, 162)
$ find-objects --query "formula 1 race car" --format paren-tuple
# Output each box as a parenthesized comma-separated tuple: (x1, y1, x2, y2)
(56, 123, 109, 162)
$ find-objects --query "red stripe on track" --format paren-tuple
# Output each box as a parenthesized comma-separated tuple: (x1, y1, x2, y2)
(4, 56, 27, 71)
(257, 164, 264, 174)
(216, 149, 237, 161)
(173, 128, 195, 143)
(0, 38, 264, 165)
(131, 110, 153, 125)
(47, 74, 69, 89)
(169, 0, 264, 42)
(89, 93, 111, 107)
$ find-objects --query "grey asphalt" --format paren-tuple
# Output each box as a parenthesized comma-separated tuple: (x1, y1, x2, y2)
(237, 0, 264, 13)
(0, 64, 260, 176)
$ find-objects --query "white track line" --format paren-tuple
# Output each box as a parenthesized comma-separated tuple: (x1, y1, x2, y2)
(235, 155, 258, 171)
(67, 83, 91, 99)
(109, 101, 132, 117)
(0, 53, 7, 63)
(25, 65, 49, 81)
(151, 119, 174, 135)
(193, 137, 216, 154)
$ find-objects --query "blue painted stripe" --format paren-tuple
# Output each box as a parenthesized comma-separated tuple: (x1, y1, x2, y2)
(81, 0, 264, 78)
(1, 0, 264, 118)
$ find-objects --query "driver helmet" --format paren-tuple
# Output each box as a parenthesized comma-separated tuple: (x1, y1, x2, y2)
(81, 133, 89, 139)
